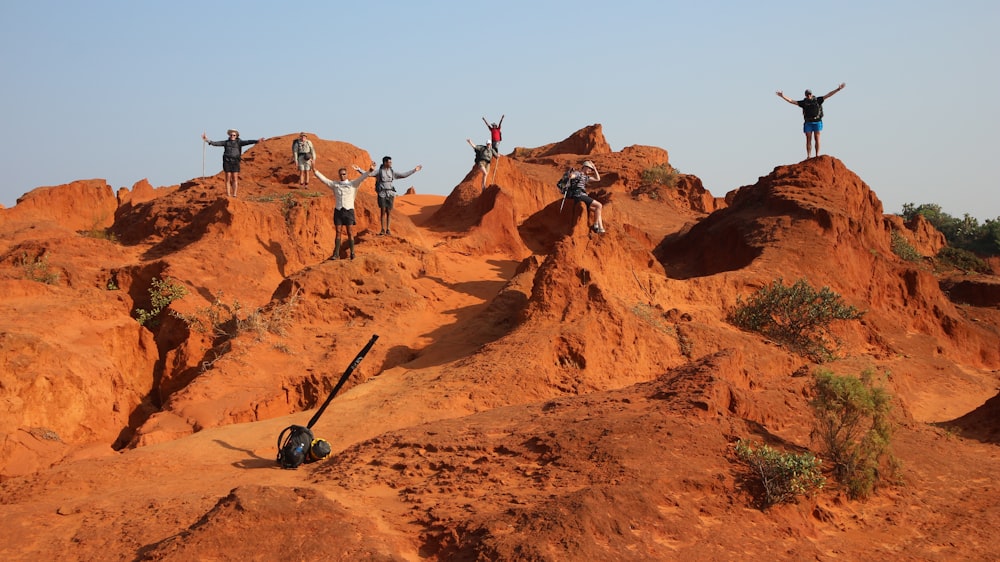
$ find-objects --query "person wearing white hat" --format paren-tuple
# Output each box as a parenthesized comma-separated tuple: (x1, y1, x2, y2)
(564, 160, 606, 234)
(202, 129, 266, 197)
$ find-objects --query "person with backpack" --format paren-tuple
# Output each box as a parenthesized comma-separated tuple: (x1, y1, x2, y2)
(373, 156, 422, 236)
(203, 129, 266, 197)
(292, 132, 316, 188)
(563, 160, 606, 234)
(314, 161, 376, 260)
(467, 138, 500, 191)
(776, 83, 846, 158)
(482, 114, 504, 151)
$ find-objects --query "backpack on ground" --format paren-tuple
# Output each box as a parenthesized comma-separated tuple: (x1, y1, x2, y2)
(276, 425, 315, 469)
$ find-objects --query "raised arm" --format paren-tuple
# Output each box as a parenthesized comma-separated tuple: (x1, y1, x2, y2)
(775, 91, 799, 105)
(313, 168, 335, 188)
(498, 114, 504, 127)
(394, 165, 422, 179)
(467, 138, 477, 149)
(482, 117, 489, 128)
(822, 83, 846, 99)
(348, 167, 376, 187)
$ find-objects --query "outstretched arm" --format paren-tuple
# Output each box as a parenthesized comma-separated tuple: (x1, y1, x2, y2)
(823, 83, 846, 99)
(498, 114, 504, 127)
(467, 138, 476, 149)
(482, 117, 489, 128)
(775, 91, 799, 105)
(313, 169, 335, 188)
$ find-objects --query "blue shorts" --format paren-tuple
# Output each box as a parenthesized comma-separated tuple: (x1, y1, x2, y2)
(803, 121, 823, 133)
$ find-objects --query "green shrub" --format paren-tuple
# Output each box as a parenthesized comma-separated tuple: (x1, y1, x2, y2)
(18, 252, 60, 284)
(135, 277, 188, 327)
(936, 246, 990, 274)
(890, 230, 922, 262)
(900, 203, 1000, 256)
(810, 369, 894, 500)
(641, 163, 680, 188)
(734, 439, 825, 509)
(729, 278, 864, 361)
(173, 289, 300, 341)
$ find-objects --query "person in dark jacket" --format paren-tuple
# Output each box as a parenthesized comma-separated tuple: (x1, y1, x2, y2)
(203, 129, 266, 197)
(776, 83, 845, 159)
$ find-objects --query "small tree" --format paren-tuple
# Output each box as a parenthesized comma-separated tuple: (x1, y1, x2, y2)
(729, 278, 864, 361)
(810, 369, 894, 499)
(135, 277, 188, 327)
(734, 439, 825, 509)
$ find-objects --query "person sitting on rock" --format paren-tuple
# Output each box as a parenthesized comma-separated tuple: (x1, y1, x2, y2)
(565, 160, 605, 234)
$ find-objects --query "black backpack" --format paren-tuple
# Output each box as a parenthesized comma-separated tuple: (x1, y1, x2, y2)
(556, 170, 573, 194)
(276, 425, 314, 469)
(801, 98, 823, 121)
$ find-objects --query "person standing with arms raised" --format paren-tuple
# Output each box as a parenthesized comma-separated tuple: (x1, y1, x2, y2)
(776, 83, 846, 158)
(313, 162, 376, 260)
(203, 129, 266, 197)
(373, 156, 421, 236)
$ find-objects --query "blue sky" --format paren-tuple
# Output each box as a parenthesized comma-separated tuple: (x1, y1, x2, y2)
(1, 1, 997, 220)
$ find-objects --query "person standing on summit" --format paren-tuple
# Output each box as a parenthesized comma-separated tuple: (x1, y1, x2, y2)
(203, 129, 265, 197)
(292, 132, 316, 188)
(373, 156, 422, 236)
(776, 83, 846, 158)
(482, 115, 504, 152)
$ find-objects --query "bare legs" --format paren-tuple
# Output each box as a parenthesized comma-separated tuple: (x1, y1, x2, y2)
(478, 161, 489, 191)
(225, 172, 239, 197)
(379, 207, 391, 235)
(805, 131, 822, 158)
(590, 200, 605, 232)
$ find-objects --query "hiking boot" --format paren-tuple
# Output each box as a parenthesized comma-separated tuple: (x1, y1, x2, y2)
(328, 254, 339, 261)
(386, 229, 392, 236)
(350, 253, 356, 260)
(590, 225, 606, 234)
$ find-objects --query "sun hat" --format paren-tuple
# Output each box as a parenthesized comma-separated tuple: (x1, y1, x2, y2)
(227, 129, 239, 136)
(582, 160, 596, 171)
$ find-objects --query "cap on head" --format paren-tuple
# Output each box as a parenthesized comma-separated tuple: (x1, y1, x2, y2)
(582, 160, 596, 171)
(804, 89, 812, 97)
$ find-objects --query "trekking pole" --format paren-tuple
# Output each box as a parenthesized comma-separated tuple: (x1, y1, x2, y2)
(559, 189, 568, 212)
(201, 138, 206, 178)
(306, 334, 379, 429)
(490, 155, 500, 186)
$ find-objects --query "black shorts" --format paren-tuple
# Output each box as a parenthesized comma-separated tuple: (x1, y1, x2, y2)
(333, 207, 356, 226)
(571, 192, 595, 206)
(377, 195, 395, 210)
(222, 156, 241, 173)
